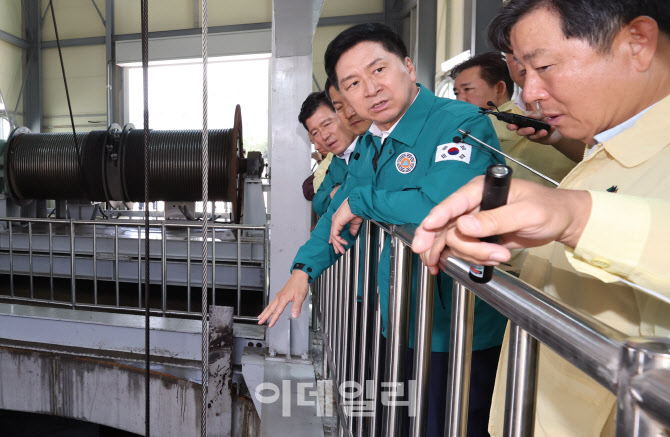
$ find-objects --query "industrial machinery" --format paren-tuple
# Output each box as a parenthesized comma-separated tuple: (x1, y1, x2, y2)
(0, 106, 269, 320)
(1, 105, 265, 221)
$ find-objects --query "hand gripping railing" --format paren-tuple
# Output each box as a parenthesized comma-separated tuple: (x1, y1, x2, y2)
(315, 221, 670, 437)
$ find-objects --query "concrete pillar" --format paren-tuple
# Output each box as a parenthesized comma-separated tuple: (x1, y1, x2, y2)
(464, 0, 502, 55)
(106, 0, 116, 125)
(267, 0, 324, 357)
(24, 0, 41, 132)
(415, 0, 437, 91)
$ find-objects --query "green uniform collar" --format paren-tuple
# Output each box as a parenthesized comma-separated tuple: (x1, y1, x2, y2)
(363, 83, 435, 148)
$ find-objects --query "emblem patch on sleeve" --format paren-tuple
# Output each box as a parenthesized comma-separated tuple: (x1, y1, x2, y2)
(435, 143, 471, 164)
(396, 152, 416, 174)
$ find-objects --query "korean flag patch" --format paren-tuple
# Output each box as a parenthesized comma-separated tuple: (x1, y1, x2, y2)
(435, 142, 471, 164)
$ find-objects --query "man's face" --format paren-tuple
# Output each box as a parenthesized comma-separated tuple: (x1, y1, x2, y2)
(305, 104, 355, 155)
(328, 84, 372, 136)
(511, 7, 633, 145)
(453, 66, 505, 108)
(309, 131, 328, 156)
(336, 41, 418, 131)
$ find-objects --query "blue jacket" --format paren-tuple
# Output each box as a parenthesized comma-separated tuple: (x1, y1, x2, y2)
(291, 85, 507, 352)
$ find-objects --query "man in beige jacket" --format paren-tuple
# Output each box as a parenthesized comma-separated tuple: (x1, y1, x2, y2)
(413, 0, 670, 435)
(451, 51, 577, 187)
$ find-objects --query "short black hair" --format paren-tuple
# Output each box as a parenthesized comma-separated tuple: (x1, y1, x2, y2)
(324, 23, 408, 90)
(298, 91, 334, 131)
(488, 0, 670, 54)
(450, 52, 514, 100)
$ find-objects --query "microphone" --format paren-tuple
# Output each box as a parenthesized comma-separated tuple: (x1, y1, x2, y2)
(468, 164, 513, 283)
(479, 101, 551, 132)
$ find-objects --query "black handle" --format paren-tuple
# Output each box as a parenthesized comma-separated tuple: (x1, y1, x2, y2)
(490, 111, 551, 133)
(469, 164, 513, 283)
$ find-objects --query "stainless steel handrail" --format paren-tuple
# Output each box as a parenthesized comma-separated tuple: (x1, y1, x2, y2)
(315, 221, 670, 437)
(630, 368, 670, 429)
(439, 255, 625, 392)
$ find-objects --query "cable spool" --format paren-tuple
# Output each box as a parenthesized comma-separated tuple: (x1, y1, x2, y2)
(2, 107, 243, 207)
(120, 128, 234, 202)
(5, 128, 87, 203)
(120, 106, 241, 202)
(81, 126, 115, 200)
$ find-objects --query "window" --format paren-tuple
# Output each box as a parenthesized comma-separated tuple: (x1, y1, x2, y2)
(122, 54, 270, 219)
(0, 102, 10, 141)
(125, 53, 270, 154)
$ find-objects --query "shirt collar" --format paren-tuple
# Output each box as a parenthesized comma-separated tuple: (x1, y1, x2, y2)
(365, 84, 433, 147)
(498, 99, 517, 113)
(594, 94, 670, 166)
(369, 115, 402, 143)
(369, 87, 420, 142)
(593, 105, 654, 145)
(338, 137, 358, 164)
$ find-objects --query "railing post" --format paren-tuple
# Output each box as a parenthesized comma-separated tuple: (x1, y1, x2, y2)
(312, 275, 320, 331)
(49, 222, 54, 301)
(370, 291, 384, 437)
(357, 221, 374, 437)
(410, 265, 434, 437)
(368, 227, 386, 437)
(347, 239, 360, 432)
(503, 323, 538, 437)
(328, 261, 335, 374)
(334, 257, 342, 384)
(8, 220, 14, 296)
(323, 266, 331, 379)
(381, 233, 412, 436)
(616, 338, 670, 437)
(445, 282, 475, 437)
(264, 224, 270, 308)
(68, 221, 74, 306)
(340, 248, 353, 428)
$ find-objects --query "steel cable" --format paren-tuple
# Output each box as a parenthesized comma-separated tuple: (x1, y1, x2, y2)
(121, 128, 235, 201)
(48, 1, 81, 162)
(201, 0, 210, 434)
(80, 130, 107, 200)
(140, 0, 150, 435)
(5, 127, 239, 202)
(6, 132, 86, 200)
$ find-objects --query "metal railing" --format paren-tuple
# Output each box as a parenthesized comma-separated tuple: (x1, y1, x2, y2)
(316, 220, 670, 437)
(0, 216, 269, 321)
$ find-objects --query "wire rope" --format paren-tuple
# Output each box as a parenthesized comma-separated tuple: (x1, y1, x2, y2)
(201, 0, 210, 434)
(140, 0, 151, 435)
(48, 1, 80, 161)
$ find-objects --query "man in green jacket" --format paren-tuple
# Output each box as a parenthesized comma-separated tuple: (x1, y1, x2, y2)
(299, 91, 357, 215)
(311, 80, 372, 216)
(260, 23, 507, 436)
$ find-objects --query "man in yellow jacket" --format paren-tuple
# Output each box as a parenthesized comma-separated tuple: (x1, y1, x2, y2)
(451, 51, 576, 187)
(413, 0, 670, 435)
